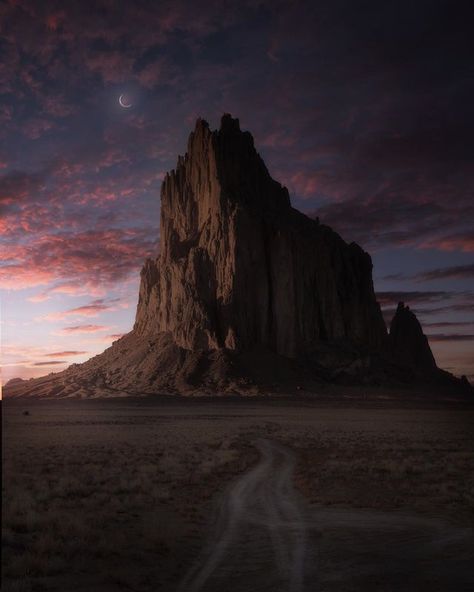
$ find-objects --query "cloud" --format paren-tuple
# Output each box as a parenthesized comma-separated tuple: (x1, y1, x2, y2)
(1, 228, 156, 290)
(287, 171, 321, 199)
(33, 360, 67, 366)
(420, 233, 474, 253)
(376, 291, 452, 307)
(383, 264, 474, 282)
(0, 169, 46, 212)
(41, 94, 77, 118)
(58, 325, 111, 334)
(35, 281, 108, 300)
(411, 302, 474, 316)
(107, 333, 125, 340)
(314, 192, 473, 252)
(44, 11, 66, 32)
(0, 343, 82, 382)
(21, 118, 55, 139)
(27, 292, 53, 303)
(86, 51, 135, 83)
(378, 291, 474, 331)
(427, 334, 474, 342)
(424, 321, 474, 329)
(60, 301, 110, 317)
(423, 264, 473, 282)
(136, 58, 179, 89)
(0, 268, 57, 290)
(83, 332, 126, 343)
(45, 350, 87, 357)
(40, 298, 119, 321)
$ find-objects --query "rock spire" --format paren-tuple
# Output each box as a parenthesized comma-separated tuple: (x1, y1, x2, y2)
(389, 302, 437, 370)
(134, 114, 387, 358)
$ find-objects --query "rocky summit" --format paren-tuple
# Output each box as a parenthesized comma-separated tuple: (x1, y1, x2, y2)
(4, 115, 470, 398)
(134, 115, 386, 356)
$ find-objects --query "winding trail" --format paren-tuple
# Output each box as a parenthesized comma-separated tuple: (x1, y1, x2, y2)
(178, 439, 474, 592)
(178, 439, 306, 592)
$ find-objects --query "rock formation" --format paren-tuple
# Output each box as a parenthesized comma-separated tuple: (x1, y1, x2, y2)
(389, 302, 437, 370)
(3, 115, 470, 398)
(134, 114, 387, 357)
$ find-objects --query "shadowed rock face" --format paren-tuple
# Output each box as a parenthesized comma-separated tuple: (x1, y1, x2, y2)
(389, 302, 437, 370)
(134, 114, 387, 358)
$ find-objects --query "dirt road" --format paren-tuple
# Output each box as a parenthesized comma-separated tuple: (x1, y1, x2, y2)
(180, 439, 474, 592)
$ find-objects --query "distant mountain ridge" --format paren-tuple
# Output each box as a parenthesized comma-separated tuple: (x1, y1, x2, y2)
(4, 115, 470, 398)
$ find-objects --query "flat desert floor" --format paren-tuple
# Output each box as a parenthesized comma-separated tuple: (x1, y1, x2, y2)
(2, 396, 474, 592)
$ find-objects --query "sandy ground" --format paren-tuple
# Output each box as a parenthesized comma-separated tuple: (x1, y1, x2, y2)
(2, 397, 474, 591)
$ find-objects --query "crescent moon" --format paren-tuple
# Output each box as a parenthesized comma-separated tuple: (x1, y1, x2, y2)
(119, 94, 132, 108)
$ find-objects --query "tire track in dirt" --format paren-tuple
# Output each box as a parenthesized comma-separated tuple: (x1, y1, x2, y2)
(178, 439, 474, 592)
(178, 439, 306, 592)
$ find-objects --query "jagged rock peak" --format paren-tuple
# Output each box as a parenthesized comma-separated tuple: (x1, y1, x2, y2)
(390, 302, 437, 370)
(134, 114, 387, 356)
(220, 113, 241, 132)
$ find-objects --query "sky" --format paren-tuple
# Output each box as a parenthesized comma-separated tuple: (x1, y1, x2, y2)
(1, 0, 473, 385)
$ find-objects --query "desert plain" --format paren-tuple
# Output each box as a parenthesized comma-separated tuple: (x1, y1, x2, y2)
(2, 392, 474, 592)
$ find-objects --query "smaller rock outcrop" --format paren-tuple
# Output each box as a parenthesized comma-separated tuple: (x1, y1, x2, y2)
(389, 302, 437, 371)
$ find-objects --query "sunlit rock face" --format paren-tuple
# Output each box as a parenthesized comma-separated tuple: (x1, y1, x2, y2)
(134, 114, 387, 357)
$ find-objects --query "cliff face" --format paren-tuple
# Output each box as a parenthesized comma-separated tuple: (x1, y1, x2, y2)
(134, 114, 387, 358)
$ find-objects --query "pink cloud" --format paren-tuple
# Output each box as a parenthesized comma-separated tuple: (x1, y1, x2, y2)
(33, 360, 67, 366)
(40, 299, 118, 321)
(0, 104, 13, 125)
(45, 11, 66, 32)
(49, 282, 106, 297)
(287, 171, 321, 198)
(1, 228, 155, 290)
(108, 333, 125, 340)
(1, 342, 95, 384)
(136, 59, 179, 89)
(22, 118, 55, 139)
(45, 350, 88, 357)
(260, 131, 296, 149)
(0, 170, 46, 206)
(1, 267, 57, 290)
(95, 147, 131, 169)
(27, 292, 52, 303)
(86, 52, 134, 83)
(41, 94, 77, 118)
(86, 332, 126, 344)
(58, 324, 112, 334)
(27, 281, 107, 302)
(420, 234, 474, 253)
